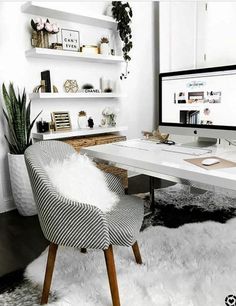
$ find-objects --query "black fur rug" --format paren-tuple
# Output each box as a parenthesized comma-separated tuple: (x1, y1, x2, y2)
(141, 183, 236, 230)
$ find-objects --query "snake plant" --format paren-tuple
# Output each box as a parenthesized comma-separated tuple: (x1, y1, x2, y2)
(2, 83, 42, 154)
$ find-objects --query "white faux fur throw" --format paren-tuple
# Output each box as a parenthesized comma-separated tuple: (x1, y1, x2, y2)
(26, 218, 236, 306)
(45, 153, 119, 212)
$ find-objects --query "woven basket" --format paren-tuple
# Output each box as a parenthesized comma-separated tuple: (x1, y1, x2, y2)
(62, 134, 128, 188)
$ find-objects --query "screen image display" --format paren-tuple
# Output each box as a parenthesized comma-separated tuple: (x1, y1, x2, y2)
(161, 67, 236, 128)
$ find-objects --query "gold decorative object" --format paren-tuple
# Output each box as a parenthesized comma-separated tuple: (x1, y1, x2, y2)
(80, 45, 99, 55)
(52, 85, 58, 93)
(33, 81, 58, 93)
(51, 43, 63, 50)
(64, 80, 79, 93)
(142, 128, 169, 142)
(51, 111, 72, 131)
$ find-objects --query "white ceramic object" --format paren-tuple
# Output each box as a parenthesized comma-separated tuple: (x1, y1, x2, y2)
(78, 116, 88, 129)
(8, 153, 37, 216)
(100, 43, 110, 56)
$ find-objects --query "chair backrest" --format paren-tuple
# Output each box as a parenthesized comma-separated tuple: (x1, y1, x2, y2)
(25, 140, 76, 204)
(24, 141, 110, 249)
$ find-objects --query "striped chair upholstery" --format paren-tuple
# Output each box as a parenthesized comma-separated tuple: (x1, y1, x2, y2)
(24, 140, 144, 306)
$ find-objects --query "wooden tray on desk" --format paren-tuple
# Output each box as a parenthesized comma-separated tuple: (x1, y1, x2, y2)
(185, 156, 236, 170)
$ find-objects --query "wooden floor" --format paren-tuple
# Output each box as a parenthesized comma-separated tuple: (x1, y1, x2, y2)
(0, 175, 173, 278)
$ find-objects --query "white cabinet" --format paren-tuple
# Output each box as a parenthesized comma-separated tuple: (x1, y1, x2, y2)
(196, 2, 236, 68)
(159, 1, 197, 72)
(160, 2, 236, 72)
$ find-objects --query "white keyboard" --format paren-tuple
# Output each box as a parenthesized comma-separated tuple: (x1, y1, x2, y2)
(162, 146, 212, 156)
(112, 140, 153, 151)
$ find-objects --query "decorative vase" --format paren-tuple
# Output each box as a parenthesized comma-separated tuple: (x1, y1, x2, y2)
(8, 153, 37, 216)
(31, 31, 39, 48)
(100, 43, 110, 56)
(78, 115, 88, 129)
(105, 3, 113, 17)
(43, 32, 49, 48)
(31, 31, 50, 48)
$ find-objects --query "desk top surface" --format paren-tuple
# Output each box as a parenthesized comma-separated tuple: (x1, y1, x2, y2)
(81, 139, 236, 191)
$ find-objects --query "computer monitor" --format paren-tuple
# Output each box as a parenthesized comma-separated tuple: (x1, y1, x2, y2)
(159, 65, 236, 141)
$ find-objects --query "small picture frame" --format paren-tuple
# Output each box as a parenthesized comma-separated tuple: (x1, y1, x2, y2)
(61, 29, 80, 52)
(51, 111, 72, 131)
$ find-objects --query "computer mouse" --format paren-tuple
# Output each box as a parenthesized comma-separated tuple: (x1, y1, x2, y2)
(201, 158, 220, 166)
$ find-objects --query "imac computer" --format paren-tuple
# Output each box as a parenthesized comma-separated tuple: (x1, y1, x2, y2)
(159, 65, 236, 147)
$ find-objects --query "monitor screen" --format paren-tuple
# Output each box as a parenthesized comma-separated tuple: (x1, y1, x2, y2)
(160, 65, 236, 130)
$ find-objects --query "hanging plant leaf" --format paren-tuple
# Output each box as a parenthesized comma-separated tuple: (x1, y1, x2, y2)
(112, 1, 133, 80)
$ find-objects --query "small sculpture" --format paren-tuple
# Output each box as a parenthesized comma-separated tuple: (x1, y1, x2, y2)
(33, 81, 58, 93)
(142, 128, 169, 142)
(64, 80, 79, 93)
(88, 117, 94, 128)
(82, 84, 94, 90)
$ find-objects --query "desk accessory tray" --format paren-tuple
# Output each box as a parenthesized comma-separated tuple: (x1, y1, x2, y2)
(185, 156, 236, 170)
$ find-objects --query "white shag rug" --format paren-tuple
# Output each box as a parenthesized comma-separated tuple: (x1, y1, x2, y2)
(25, 218, 236, 306)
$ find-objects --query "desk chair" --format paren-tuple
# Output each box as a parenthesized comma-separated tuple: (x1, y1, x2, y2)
(24, 141, 144, 306)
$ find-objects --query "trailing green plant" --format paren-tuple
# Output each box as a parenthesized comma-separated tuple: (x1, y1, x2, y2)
(2, 83, 42, 154)
(112, 1, 133, 79)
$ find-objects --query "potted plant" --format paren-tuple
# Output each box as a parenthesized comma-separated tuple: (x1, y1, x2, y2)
(2, 83, 41, 216)
(111, 2, 133, 79)
(102, 107, 119, 126)
(31, 17, 59, 48)
(100, 37, 110, 56)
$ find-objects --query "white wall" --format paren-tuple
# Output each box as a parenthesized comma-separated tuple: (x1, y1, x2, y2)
(0, 1, 156, 212)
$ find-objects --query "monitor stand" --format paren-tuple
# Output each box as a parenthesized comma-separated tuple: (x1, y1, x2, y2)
(181, 137, 217, 148)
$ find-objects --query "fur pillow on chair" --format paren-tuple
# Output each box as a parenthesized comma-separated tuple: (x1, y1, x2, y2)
(45, 153, 119, 212)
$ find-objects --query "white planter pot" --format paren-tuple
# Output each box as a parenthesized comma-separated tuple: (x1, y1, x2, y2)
(100, 43, 110, 56)
(8, 153, 37, 216)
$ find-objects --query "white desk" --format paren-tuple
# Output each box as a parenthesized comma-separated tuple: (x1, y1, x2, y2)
(81, 139, 236, 193)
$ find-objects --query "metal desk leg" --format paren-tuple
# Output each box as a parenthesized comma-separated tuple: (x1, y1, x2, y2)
(150, 176, 155, 213)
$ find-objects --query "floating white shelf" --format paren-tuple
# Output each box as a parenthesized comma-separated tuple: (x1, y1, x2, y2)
(25, 48, 124, 64)
(21, 1, 117, 30)
(29, 92, 126, 100)
(33, 126, 128, 140)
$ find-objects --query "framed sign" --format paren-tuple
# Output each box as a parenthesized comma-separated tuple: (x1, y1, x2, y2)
(51, 111, 72, 131)
(61, 29, 80, 52)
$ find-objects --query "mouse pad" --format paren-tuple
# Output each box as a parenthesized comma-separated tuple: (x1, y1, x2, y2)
(184, 156, 236, 170)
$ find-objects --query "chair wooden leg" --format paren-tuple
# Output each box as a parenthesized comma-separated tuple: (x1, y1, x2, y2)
(80, 248, 87, 254)
(104, 245, 121, 306)
(40, 243, 58, 305)
(132, 241, 142, 264)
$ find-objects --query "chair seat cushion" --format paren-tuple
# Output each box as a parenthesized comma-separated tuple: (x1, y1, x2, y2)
(106, 195, 144, 247)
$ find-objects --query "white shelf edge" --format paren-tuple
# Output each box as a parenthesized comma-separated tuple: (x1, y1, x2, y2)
(21, 1, 117, 30)
(33, 126, 128, 140)
(29, 93, 126, 100)
(25, 48, 124, 64)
